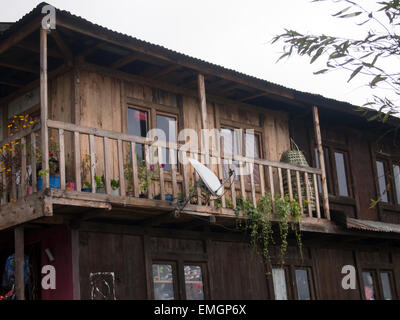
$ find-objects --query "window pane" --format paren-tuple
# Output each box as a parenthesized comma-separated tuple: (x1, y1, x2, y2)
(295, 269, 311, 300)
(272, 268, 288, 300)
(244, 133, 261, 184)
(334, 152, 349, 197)
(380, 272, 393, 300)
(221, 128, 239, 180)
(376, 161, 388, 203)
(362, 271, 375, 300)
(156, 114, 177, 171)
(393, 165, 400, 205)
(152, 264, 174, 300)
(184, 265, 205, 300)
(128, 108, 148, 160)
(244, 133, 260, 159)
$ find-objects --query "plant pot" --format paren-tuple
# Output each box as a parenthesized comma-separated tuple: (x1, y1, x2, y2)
(154, 194, 174, 201)
(96, 187, 105, 194)
(38, 176, 61, 190)
(81, 188, 92, 193)
(111, 188, 120, 196)
(66, 182, 75, 191)
(139, 194, 146, 198)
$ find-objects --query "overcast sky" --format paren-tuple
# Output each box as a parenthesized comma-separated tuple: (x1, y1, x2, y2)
(1, 0, 390, 107)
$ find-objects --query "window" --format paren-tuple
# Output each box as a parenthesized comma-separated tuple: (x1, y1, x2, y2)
(184, 265, 205, 300)
(393, 164, 400, 205)
(374, 156, 400, 206)
(156, 114, 177, 171)
(376, 160, 389, 203)
(152, 261, 207, 300)
(221, 127, 239, 180)
(128, 106, 179, 171)
(272, 268, 288, 300)
(380, 271, 394, 300)
(244, 132, 261, 184)
(362, 271, 377, 300)
(271, 263, 316, 300)
(314, 147, 351, 197)
(152, 263, 175, 300)
(295, 268, 311, 300)
(334, 152, 349, 197)
(128, 108, 148, 160)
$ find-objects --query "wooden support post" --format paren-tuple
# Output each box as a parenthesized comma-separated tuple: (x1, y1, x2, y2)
(197, 74, 209, 165)
(40, 28, 49, 189)
(312, 106, 330, 220)
(14, 226, 25, 300)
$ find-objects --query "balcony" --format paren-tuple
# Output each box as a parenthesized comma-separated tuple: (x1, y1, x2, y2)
(0, 118, 330, 231)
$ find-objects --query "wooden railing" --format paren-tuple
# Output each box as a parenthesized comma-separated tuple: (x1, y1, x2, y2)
(0, 120, 329, 220)
(0, 124, 41, 205)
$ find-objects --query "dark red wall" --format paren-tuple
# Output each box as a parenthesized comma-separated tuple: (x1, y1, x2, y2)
(26, 226, 73, 300)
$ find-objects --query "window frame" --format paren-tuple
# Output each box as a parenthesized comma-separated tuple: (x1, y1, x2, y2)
(373, 154, 400, 208)
(313, 144, 354, 199)
(150, 258, 209, 300)
(127, 103, 180, 175)
(219, 123, 264, 190)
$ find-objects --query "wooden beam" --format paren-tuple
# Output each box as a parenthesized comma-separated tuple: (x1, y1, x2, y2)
(50, 29, 74, 65)
(219, 84, 241, 94)
(150, 65, 181, 80)
(111, 54, 138, 69)
(140, 211, 177, 227)
(0, 62, 39, 74)
(240, 92, 269, 102)
(0, 16, 40, 55)
(0, 81, 23, 88)
(0, 64, 70, 107)
(40, 28, 49, 189)
(312, 105, 330, 220)
(81, 42, 106, 57)
(16, 42, 63, 58)
(14, 226, 24, 300)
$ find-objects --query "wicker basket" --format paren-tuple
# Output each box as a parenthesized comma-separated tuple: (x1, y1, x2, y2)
(280, 149, 315, 211)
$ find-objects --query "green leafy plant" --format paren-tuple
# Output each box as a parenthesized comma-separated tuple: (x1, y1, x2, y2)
(38, 169, 50, 178)
(234, 192, 303, 266)
(111, 179, 120, 190)
(95, 175, 105, 189)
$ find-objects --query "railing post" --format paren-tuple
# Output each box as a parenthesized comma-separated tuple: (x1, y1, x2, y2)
(312, 105, 330, 219)
(40, 27, 49, 188)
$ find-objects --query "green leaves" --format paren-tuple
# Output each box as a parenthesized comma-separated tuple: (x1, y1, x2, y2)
(310, 47, 324, 63)
(370, 74, 387, 87)
(347, 65, 363, 82)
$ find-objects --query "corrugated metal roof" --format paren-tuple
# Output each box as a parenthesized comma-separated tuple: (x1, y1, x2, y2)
(346, 218, 400, 234)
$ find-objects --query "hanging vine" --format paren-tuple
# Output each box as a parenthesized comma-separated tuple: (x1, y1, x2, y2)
(234, 192, 303, 266)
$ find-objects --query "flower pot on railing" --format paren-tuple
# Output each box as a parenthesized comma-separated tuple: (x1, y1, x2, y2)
(111, 188, 120, 196)
(96, 187, 106, 194)
(81, 188, 92, 193)
(66, 182, 75, 191)
(38, 176, 61, 190)
(154, 194, 174, 202)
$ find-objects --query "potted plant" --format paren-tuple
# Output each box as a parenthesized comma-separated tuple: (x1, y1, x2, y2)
(37, 136, 60, 190)
(95, 175, 106, 194)
(82, 181, 91, 192)
(110, 179, 120, 196)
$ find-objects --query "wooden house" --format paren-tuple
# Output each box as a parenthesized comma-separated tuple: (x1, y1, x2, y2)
(0, 3, 399, 300)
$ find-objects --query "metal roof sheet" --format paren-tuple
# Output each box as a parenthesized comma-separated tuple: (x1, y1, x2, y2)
(346, 217, 400, 234)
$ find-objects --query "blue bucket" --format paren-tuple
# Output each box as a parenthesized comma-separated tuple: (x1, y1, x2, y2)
(38, 176, 61, 190)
